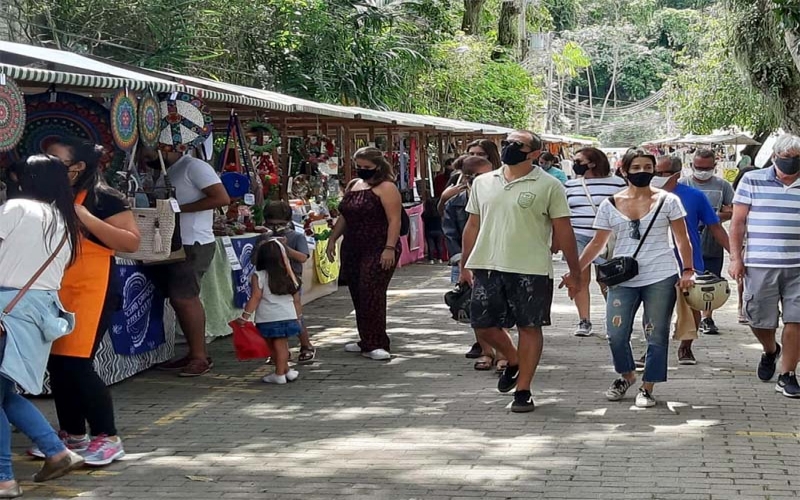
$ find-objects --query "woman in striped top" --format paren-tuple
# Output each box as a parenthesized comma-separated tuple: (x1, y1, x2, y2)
(563, 147, 627, 337)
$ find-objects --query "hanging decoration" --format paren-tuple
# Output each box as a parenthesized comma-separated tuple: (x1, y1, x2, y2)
(19, 91, 113, 166)
(157, 91, 212, 152)
(110, 88, 139, 152)
(218, 111, 253, 199)
(138, 91, 160, 148)
(247, 120, 281, 154)
(0, 76, 26, 153)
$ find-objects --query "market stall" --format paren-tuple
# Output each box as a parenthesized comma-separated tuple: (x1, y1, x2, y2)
(0, 40, 519, 388)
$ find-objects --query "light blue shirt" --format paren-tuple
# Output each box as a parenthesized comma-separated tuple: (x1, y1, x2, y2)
(734, 166, 800, 267)
(0, 289, 74, 395)
(541, 165, 568, 184)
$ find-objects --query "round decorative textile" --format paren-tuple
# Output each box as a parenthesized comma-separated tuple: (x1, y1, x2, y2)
(157, 92, 213, 152)
(138, 93, 161, 148)
(110, 88, 139, 151)
(19, 92, 113, 166)
(0, 77, 25, 153)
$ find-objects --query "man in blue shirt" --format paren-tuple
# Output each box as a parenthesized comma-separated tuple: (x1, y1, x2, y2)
(648, 156, 730, 365)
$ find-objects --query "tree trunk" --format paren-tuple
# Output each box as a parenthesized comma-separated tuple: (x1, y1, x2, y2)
(497, 0, 520, 49)
(784, 29, 800, 76)
(462, 0, 486, 36)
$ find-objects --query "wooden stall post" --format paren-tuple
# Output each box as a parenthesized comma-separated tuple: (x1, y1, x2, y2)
(279, 117, 289, 200)
(343, 125, 353, 184)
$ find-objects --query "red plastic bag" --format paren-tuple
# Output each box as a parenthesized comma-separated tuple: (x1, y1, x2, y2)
(229, 320, 271, 360)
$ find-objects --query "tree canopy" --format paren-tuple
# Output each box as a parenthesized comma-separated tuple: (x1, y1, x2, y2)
(7, 0, 799, 140)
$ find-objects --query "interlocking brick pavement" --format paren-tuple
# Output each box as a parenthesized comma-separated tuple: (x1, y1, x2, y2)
(12, 262, 800, 499)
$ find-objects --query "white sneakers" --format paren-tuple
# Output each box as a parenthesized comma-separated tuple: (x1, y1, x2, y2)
(344, 343, 391, 361)
(262, 369, 300, 384)
(344, 342, 361, 352)
(362, 349, 391, 361)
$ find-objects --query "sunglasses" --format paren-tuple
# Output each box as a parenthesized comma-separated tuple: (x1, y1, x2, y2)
(654, 171, 678, 177)
(629, 219, 641, 240)
(501, 140, 529, 150)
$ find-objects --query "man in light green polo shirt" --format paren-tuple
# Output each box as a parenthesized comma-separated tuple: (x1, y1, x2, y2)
(460, 130, 581, 413)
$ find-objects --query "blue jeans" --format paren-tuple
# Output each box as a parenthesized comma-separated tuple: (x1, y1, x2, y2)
(0, 376, 65, 481)
(606, 275, 678, 384)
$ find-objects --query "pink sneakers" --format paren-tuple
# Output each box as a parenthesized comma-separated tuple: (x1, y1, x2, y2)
(28, 432, 90, 459)
(82, 435, 125, 466)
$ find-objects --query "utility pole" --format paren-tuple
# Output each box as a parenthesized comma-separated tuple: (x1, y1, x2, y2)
(574, 86, 580, 134)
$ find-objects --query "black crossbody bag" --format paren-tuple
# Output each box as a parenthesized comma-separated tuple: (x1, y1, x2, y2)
(596, 195, 666, 287)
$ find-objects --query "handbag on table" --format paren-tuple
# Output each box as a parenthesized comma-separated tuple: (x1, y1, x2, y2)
(596, 194, 666, 287)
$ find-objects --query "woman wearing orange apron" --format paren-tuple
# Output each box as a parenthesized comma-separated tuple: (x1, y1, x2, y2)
(32, 138, 140, 467)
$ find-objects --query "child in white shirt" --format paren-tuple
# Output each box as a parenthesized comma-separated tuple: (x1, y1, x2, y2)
(238, 239, 301, 384)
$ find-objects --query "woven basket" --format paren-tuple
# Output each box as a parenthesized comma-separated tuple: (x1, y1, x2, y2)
(117, 199, 176, 261)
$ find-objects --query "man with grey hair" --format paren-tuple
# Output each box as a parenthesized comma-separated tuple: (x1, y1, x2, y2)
(646, 155, 729, 366)
(731, 133, 800, 398)
(681, 148, 735, 334)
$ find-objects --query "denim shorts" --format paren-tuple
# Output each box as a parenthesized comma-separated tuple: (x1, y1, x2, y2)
(576, 233, 606, 265)
(470, 270, 553, 329)
(257, 320, 301, 339)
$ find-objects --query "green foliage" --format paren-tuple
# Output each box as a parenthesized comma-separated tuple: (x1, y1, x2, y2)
(646, 8, 706, 53)
(665, 15, 780, 134)
(552, 41, 590, 78)
(408, 37, 542, 127)
(563, 25, 673, 101)
(542, 0, 581, 31)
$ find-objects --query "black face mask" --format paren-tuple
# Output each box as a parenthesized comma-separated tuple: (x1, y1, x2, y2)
(572, 162, 589, 176)
(356, 168, 377, 180)
(775, 157, 800, 175)
(501, 142, 530, 166)
(627, 171, 655, 188)
(145, 159, 162, 170)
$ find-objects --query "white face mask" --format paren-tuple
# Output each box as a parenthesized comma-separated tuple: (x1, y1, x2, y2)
(650, 174, 673, 189)
(693, 169, 714, 181)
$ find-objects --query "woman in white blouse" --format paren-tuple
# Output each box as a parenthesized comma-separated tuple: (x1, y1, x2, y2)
(563, 150, 695, 408)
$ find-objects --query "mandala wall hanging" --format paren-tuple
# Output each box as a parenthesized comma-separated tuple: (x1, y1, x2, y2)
(20, 92, 113, 165)
(157, 92, 213, 152)
(0, 76, 25, 153)
(110, 88, 139, 152)
(138, 92, 161, 148)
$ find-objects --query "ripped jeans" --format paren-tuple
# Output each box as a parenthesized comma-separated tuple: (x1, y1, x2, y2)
(606, 275, 678, 383)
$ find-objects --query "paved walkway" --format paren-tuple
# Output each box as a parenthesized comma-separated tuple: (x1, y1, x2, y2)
(14, 263, 800, 499)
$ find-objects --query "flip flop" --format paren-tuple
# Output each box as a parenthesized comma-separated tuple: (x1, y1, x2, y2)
(474, 355, 494, 371)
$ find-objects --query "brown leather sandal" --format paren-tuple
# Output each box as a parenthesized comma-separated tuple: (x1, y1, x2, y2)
(473, 355, 494, 371)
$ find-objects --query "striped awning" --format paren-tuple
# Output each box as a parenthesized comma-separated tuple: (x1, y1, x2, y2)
(0, 41, 519, 135)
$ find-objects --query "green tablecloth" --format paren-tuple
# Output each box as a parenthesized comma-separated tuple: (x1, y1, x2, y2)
(189, 235, 339, 340)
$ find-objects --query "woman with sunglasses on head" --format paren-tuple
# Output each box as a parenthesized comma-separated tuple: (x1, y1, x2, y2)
(0, 155, 85, 496)
(562, 149, 694, 408)
(31, 138, 140, 467)
(327, 147, 401, 361)
(564, 147, 627, 337)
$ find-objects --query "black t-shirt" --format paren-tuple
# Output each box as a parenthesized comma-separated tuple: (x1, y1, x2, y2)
(82, 188, 130, 247)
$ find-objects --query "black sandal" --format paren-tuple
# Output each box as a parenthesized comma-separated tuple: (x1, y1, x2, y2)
(298, 347, 316, 363)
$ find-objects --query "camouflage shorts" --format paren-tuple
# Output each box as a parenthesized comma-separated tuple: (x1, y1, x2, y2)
(470, 270, 553, 329)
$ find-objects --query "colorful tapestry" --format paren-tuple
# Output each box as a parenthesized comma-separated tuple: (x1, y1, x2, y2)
(19, 92, 113, 165)
(110, 88, 138, 151)
(0, 77, 26, 153)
